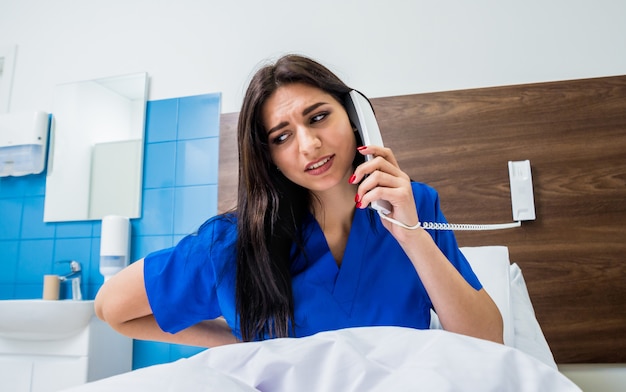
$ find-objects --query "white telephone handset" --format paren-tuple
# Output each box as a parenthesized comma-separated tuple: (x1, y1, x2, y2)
(345, 90, 393, 215)
(345, 90, 522, 231)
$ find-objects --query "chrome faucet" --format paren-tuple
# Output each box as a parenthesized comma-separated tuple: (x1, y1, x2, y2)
(59, 260, 83, 300)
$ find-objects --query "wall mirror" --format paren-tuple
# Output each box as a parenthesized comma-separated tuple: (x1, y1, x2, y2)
(44, 72, 148, 222)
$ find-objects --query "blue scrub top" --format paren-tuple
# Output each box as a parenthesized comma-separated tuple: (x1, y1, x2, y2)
(144, 182, 482, 340)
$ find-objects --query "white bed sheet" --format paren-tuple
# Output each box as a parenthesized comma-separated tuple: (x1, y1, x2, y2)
(62, 327, 579, 392)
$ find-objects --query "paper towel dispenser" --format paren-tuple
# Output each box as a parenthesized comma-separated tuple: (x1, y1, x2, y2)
(0, 111, 50, 177)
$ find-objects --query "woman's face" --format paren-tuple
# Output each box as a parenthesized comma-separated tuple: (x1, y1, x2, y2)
(262, 83, 357, 193)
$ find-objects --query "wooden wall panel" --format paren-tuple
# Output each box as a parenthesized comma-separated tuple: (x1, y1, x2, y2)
(217, 112, 238, 214)
(219, 76, 626, 363)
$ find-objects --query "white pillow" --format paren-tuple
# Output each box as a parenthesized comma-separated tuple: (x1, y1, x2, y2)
(509, 262, 557, 369)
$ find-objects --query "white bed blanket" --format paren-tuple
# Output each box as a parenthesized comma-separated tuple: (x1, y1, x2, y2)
(63, 327, 580, 392)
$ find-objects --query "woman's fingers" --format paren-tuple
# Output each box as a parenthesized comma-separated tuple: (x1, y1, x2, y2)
(356, 170, 411, 210)
(352, 147, 411, 209)
(357, 145, 399, 167)
(351, 155, 408, 185)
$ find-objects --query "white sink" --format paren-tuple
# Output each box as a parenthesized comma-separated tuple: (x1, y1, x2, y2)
(0, 299, 95, 341)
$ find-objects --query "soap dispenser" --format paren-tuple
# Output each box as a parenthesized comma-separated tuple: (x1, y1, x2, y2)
(100, 215, 131, 281)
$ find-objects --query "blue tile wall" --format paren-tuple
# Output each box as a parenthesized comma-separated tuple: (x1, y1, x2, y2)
(0, 92, 221, 369)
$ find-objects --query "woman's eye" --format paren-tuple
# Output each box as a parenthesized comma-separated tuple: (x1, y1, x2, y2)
(310, 112, 328, 123)
(272, 132, 289, 144)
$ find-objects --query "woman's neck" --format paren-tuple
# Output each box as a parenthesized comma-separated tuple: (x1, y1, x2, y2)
(311, 182, 356, 225)
(310, 183, 358, 265)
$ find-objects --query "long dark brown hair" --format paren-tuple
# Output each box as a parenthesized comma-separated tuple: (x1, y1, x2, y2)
(235, 54, 362, 341)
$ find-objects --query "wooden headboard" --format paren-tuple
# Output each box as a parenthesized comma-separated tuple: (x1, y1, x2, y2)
(218, 75, 626, 364)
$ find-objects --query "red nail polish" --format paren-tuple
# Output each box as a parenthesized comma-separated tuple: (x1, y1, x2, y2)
(356, 201, 362, 208)
(354, 194, 360, 203)
(349, 174, 356, 184)
(357, 146, 367, 151)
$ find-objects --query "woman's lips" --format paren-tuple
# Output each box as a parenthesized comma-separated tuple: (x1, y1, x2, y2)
(305, 155, 334, 175)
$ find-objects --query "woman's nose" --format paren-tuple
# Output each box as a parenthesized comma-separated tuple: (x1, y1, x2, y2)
(297, 127, 321, 154)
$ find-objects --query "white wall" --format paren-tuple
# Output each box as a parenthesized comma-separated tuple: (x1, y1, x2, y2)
(1, 1, 625, 389)
(1, 0, 625, 114)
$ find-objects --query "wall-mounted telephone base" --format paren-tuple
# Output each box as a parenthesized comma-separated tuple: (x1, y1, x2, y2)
(508, 160, 536, 221)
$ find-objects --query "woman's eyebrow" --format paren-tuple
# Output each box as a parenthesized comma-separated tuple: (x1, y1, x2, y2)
(267, 121, 288, 136)
(302, 102, 327, 116)
(267, 102, 329, 135)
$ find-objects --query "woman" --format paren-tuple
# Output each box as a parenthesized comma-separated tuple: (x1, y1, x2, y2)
(95, 54, 503, 347)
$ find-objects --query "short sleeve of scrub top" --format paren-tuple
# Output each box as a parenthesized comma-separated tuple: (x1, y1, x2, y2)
(144, 215, 239, 335)
(144, 182, 483, 339)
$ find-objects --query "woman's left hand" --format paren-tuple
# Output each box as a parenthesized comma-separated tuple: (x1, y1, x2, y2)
(351, 145, 420, 241)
